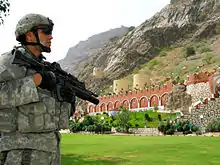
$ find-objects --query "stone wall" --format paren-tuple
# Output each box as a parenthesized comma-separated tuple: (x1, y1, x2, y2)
(186, 82, 212, 103)
(181, 97, 220, 129)
(129, 128, 160, 136)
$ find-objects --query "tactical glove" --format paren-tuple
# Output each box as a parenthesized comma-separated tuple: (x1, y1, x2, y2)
(38, 71, 57, 91)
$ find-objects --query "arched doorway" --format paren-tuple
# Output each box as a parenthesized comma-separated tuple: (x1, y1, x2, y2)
(161, 93, 168, 106)
(114, 101, 121, 110)
(149, 95, 159, 107)
(100, 103, 106, 112)
(130, 98, 138, 109)
(140, 97, 148, 108)
(122, 100, 129, 109)
(107, 102, 113, 111)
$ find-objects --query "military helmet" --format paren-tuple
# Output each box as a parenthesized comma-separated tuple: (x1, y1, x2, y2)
(15, 13, 54, 42)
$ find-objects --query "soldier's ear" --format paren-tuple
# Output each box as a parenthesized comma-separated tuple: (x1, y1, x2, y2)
(26, 31, 34, 42)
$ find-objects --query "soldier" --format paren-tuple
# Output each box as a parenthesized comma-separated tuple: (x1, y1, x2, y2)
(0, 13, 71, 165)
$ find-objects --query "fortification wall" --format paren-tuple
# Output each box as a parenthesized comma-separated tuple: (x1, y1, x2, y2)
(133, 73, 148, 90)
(87, 71, 218, 113)
(113, 79, 130, 94)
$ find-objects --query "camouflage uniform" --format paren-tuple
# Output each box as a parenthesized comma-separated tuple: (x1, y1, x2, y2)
(0, 14, 71, 165)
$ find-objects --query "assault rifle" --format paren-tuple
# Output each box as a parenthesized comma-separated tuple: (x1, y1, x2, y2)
(12, 47, 99, 116)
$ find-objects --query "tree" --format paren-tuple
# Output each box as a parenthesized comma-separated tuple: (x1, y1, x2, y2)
(117, 109, 131, 132)
(0, 0, 10, 25)
(181, 46, 196, 60)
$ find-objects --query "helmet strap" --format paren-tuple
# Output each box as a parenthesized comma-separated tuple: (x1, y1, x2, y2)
(23, 30, 51, 53)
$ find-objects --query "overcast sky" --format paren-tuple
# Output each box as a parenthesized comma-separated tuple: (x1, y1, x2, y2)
(0, 0, 170, 62)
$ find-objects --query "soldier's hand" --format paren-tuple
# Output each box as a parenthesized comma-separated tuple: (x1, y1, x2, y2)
(33, 73, 42, 86)
(33, 71, 57, 91)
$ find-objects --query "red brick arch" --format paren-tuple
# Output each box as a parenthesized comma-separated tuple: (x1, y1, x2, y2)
(161, 93, 168, 106)
(130, 98, 138, 109)
(114, 101, 121, 110)
(107, 102, 113, 111)
(122, 100, 129, 109)
(94, 105, 100, 112)
(100, 103, 106, 112)
(149, 95, 159, 107)
(140, 97, 148, 108)
(89, 105, 94, 113)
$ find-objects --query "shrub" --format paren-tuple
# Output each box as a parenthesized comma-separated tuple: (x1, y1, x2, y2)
(159, 51, 167, 57)
(199, 47, 212, 53)
(103, 125, 111, 132)
(88, 125, 96, 132)
(186, 47, 196, 57)
(182, 46, 196, 60)
(69, 121, 83, 132)
(158, 120, 199, 135)
(165, 128, 175, 135)
(116, 127, 122, 132)
(158, 114, 162, 121)
(144, 113, 152, 122)
(198, 12, 208, 21)
(94, 124, 102, 133)
(215, 25, 220, 34)
(154, 106, 159, 111)
(158, 121, 174, 135)
(202, 53, 213, 64)
(147, 59, 160, 70)
(191, 125, 199, 132)
(206, 121, 220, 132)
(158, 123, 165, 132)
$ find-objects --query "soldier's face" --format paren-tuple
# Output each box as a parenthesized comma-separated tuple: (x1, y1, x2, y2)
(37, 28, 53, 49)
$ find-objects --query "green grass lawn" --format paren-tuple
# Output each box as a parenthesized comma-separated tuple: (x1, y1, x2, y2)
(61, 134, 220, 165)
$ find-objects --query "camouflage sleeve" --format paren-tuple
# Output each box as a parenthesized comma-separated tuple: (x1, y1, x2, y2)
(0, 75, 40, 109)
(0, 52, 40, 109)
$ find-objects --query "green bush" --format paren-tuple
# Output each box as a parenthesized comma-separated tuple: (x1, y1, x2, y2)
(69, 121, 83, 132)
(158, 114, 162, 121)
(191, 125, 199, 132)
(82, 115, 95, 126)
(198, 12, 208, 21)
(158, 120, 199, 135)
(88, 125, 96, 132)
(103, 125, 111, 132)
(215, 25, 220, 34)
(158, 121, 174, 135)
(147, 59, 160, 70)
(181, 46, 196, 60)
(116, 127, 122, 132)
(159, 51, 167, 57)
(206, 121, 220, 132)
(186, 47, 196, 57)
(202, 53, 213, 64)
(94, 124, 102, 133)
(158, 123, 165, 132)
(165, 128, 175, 135)
(199, 47, 212, 53)
(144, 113, 152, 122)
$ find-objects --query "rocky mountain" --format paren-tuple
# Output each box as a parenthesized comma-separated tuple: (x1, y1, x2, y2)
(60, 0, 220, 94)
(58, 26, 130, 75)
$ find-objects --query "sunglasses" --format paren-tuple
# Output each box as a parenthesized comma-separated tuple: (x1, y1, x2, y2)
(33, 26, 53, 35)
(38, 27, 53, 35)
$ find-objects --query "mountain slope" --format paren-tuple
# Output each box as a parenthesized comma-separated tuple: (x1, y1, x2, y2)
(60, 0, 220, 96)
(58, 26, 130, 75)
